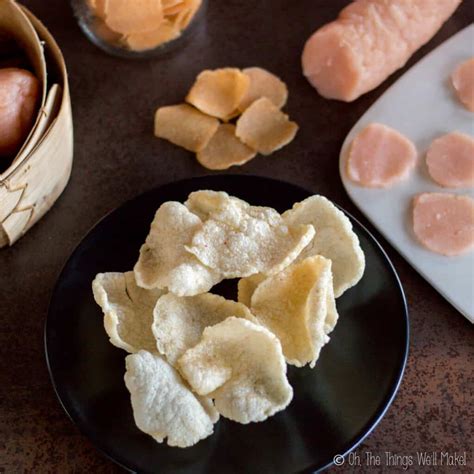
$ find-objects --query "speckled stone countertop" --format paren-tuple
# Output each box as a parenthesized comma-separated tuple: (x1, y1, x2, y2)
(1, 1, 472, 472)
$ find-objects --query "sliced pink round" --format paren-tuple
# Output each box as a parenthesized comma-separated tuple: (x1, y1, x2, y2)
(451, 58, 474, 112)
(413, 193, 474, 256)
(347, 123, 417, 188)
(426, 132, 474, 188)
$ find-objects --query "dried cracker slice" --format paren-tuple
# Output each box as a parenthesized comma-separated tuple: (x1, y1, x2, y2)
(239, 67, 288, 111)
(186, 68, 250, 120)
(163, 0, 183, 6)
(250, 256, 338, 368)
(196, 124, 257, 170)
(125, 351, 218, 447)
(236, 97, 298, 155)
(91, 17, 123, 44)
(184, 191, 315, 278)
(164, 5, 184, 16)
(124, 20, 181, 51)
(104, 0, 164, 35)
(162, 0, 184, 16)
(88, 0, 107, 17)
(92, 272, 164, 353)
(154, 104, 219, 152)
(173, 0, 202, 29)
(178, 317, 293, 424)
(283, 195, 365, 297)
(152, 292, 256, 365)
(134, 201, 221, 296)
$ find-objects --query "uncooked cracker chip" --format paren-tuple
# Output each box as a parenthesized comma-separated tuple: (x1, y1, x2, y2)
(125, 350, 218, 447)
(104, 0, 164, 35)
(173, 0, 202, 29)
(178, 317, 293, 424)
(250, 256, 338, 368)
(283, 195, 365, 297)
(236, 97, 298, 155)
(88, 0, 107, 17)
(186, 68, 250, 120)
(162, 0, 185, 16)
(124, 20, 181, 51)
(134, 201, 221, 296)
(152, 292, 256, 365)
(154, 104, 219, 152)
(184, 191, 315, 278)
(92, 272, 164, 353)
(196, 124, 257, 170)
(239, 67, 288, 111)
(91, 17, 123, 44)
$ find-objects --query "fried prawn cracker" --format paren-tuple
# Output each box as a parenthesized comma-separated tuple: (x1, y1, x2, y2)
(152, 292, 256, 365)
(178, 317, 293, 424)
(92, 272, 164, 353)
(184, 191, 315, 278)
(283, 195, 365, 297)
(134, 201, 221, 296)
(250, 256, 338, 368)
(125, 351, 218, 447)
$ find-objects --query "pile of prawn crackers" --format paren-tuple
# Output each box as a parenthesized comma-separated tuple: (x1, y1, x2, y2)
(154, 67, 299, 170)
(87, 0, 202, 51)
(92, 190, 365, 448)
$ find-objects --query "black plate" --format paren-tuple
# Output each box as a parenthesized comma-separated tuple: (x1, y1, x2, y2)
(46, 175, 409, 473)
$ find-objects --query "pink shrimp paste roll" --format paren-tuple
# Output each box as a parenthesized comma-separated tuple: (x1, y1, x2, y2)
(302, 0, 462, 102)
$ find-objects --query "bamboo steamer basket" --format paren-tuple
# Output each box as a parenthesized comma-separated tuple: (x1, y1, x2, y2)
(0, 0, 73, 248)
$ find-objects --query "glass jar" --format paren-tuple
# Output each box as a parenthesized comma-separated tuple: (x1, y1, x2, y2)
(71, 0, 206, 59)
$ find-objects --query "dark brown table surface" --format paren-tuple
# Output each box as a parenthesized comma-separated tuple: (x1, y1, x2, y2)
(1, 1, 473, 472)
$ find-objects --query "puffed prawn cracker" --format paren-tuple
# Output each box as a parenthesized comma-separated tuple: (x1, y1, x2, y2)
(154, 104, 219, 152)
(152, 292, 257, 365)
(237, 273, 265, 307)
(196, 124, 257, 170)
(125, 351, 218, 448)
(236, 97, 298, 155)
(186, 68, 250, 120)
(178, 317, 293, 424)
(124, 20, 181, 51)
(184, 190, 248, 221)
(104, 0, 164, 35)
(92, 272, 164, 353)
(238, 67, 288, 111)
(250, 256, 338, 368)
(239, 264, 338, 337)
(184, 192, 315, 278)
(134, 201, 221, 296)
(283, 195, 365, 297)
